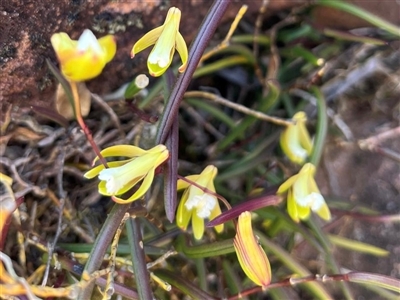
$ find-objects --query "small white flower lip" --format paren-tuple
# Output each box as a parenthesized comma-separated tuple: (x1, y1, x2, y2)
(148, 51, 169, 68)
(296, 192, 324, 210)
(196, 194, 217, 218)
(99, 168, 124, 194)
(291, 145, 307, 160)
(185, 193, 216, 219)
(309, 192, 325, 211)
(77, 29, 103, 54)
(295, 195, 310, 207)
(185, 193, 198, 211)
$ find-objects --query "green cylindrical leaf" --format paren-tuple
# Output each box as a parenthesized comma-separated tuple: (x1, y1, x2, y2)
(328, 235, 389, 257)
(175, 235, 234, 258)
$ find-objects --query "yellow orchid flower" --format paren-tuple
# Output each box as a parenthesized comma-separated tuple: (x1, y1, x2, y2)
(84, 144, 169, 204)
(51, 29, 116, 81)
(0, 172, 16, 232)
(131, 7, 188, 77)
(176, 165, 223, 240)
(277, 163, 331, 222)
(234, 211, 271, 289)
(280, 111, 313, 164)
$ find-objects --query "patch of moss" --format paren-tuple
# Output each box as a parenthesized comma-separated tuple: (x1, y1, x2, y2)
(0, 44, 16, 65)
(92, 11, 143, 34)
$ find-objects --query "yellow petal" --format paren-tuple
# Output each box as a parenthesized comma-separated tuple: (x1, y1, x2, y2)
(280, 125, 307, 164)
(186, 185, 205, 208)
(315, 201, 331, 221)
(111, 195, 127, 204)
(177, 175, 200, 190)
(205, 170, 217, 192)
(177, 189, 191, 230)
(153, 146, 170, 165)
(128, 167, 156, 201)
(109, 169, 154, 202)
(307, 173, 322, 197)
(51, 33, 77, 63)
(297, 202, 311, 220)
(296, 111, 313, 155)
(280, 111, 313, 164)
(113, 168, 156, 203)
(61, 50, 106, 81)
(184, 166, 217, 206)
(298, 122, 313, 155)
(147, 57, 171, 77)
(110, 174, 146, 196)
(0, 173, 13, 186)
(147, 24, 176, 69)
(292, 164, 314, 201)
(209, 202, 224, 233)
(195, 165, 217, 191)
(131, 26, 164, 57)
(98, 180, 108, 195)
(164, 7, 181, 24)
(94, 145, 147, 163)
(0, 174, 16, 231)
(175, 31, 188, 73)
(234, 211, 271, 288)
(287, 189, 299, 223)
(98, 35, 117, 63)
(277, 174, 299, 194)
(0, 173, 14, 201)
(301, 163, 316, 176)
(84, 160, 129, 179)
(150, 7, 180, 62)
(192, 212, 205, 240)
(92, 144, 167, 170)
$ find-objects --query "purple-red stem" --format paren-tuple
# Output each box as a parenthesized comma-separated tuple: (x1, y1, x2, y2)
(70, 81, 108, 167)
(227, 272, 400, 299)
(155, 0, 231, 144)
